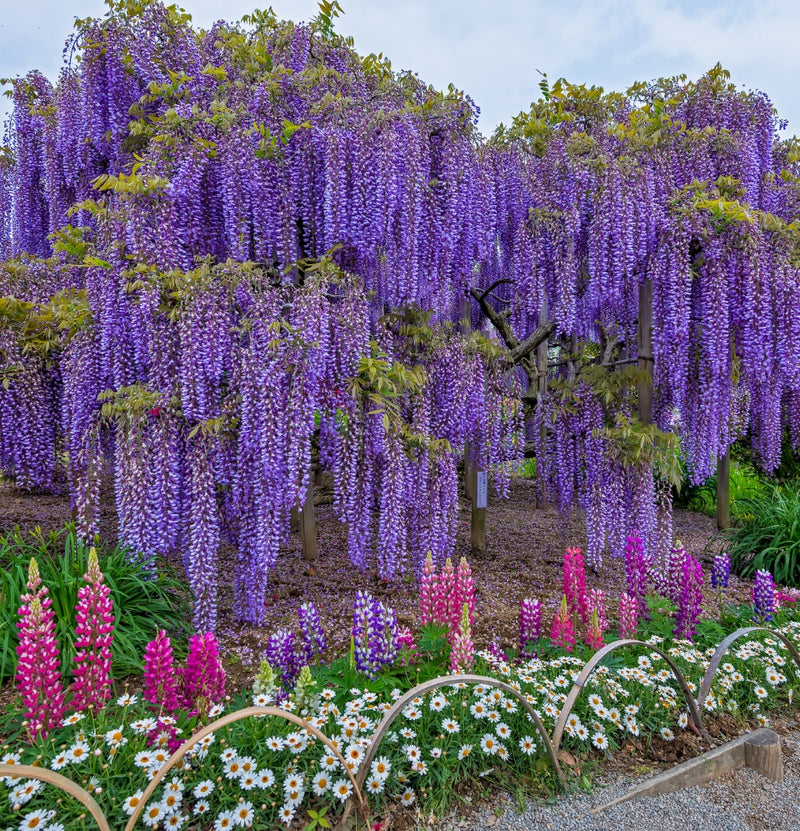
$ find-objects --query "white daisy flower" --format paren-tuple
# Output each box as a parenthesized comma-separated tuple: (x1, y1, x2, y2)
(213, 810, 235, 830)
(232, 801, 255, 827)
(366, 776, 385, 794)
(333, 778, 353, 802)
(371, 756, 391, 779)
(257, 769, 275, 789)
(18, 808, 52, 830)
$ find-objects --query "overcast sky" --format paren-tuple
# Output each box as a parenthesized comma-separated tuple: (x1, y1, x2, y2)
(1, 0, 799, 138)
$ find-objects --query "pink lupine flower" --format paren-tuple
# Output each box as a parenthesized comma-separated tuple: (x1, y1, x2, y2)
(449, 603, 474, 672)
(437, 557, 456, 629)
(585, 608, 604, 650)
(143, 630, 180, 715)
(550, 595, 575, 653)
(454, 557, 475, 628)
(15, 558, 66, 742)
(419, 552, 436, 625)
(588, 588, 608, 631)
(619, 592, 638, 639)
(563, 547, 589, 625)
(181, 632, 226, 717)
(71, 547, 114, 713)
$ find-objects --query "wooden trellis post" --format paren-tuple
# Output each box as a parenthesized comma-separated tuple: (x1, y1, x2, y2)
(536, 299, 549, 502)
(292, 465, 318, 560)
(461, 293, 475, 502)
(637, 279, 654, 425)
(716, 452, 731, 530)
(461, 291, 487, 553)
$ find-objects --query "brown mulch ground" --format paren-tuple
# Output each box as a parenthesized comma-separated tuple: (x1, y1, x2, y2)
(0, 473, 747, 695)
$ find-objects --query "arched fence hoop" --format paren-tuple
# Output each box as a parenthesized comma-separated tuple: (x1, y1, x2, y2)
(696, 626, 800, 710)
(124, 706, 366, 831)
(551, 639, 710, 753)
(0, 763, 111, 831)
(343, 673, 566, 826)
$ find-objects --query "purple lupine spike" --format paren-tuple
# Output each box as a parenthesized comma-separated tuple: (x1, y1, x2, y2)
(519, 598, 542, 656)
(265, 629, 300, 689)
(674, 554, 704, 640)
(711, 552, 731, 592)
(625, 533, 649, 618)
(297, 601, 326, 663)
(753, 570, 775, 623)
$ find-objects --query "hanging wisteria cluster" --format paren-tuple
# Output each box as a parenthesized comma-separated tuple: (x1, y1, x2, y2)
(2, 1, 800, 628)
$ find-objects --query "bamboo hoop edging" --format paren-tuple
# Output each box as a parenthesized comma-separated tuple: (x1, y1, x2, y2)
(0, 763, 111, 831)
(123, 705, 366, 831)
(696, 625, 800, 711)
(550, 639, 710, 753)
(345, 672, 567, 827)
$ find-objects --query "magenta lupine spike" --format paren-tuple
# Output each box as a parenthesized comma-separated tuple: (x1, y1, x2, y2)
(454, 556, 475, 627)
(519, 598, 542, 655)
(674, 554, 704, 640)
(142, 630, 180, 715)
(588, 588, 608, 632)
(419, 551, 436, 625)
(549, 595, 575, 653)
(449, 603, 474, 672)
(181, 632, 226, 717)
(563, 546, 589, 625)
(71, 547, 115, 713)
(619, 592, 638, 638)
(15, 558, 66, 742)
(439, 557, 456, 630)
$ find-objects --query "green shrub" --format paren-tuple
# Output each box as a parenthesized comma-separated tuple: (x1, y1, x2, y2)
(673, 458, 765, 518)
(0, 525, 191, 683)
(728, 480, 800, 586)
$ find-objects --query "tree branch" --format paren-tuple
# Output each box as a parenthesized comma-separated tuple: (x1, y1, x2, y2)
(510, 319, 557, 363)
(469, 287, 519, 353)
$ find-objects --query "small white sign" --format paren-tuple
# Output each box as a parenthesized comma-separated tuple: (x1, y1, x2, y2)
(476, 470, 487, 509)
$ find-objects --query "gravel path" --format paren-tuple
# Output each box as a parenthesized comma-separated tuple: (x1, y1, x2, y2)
(438, 724, 800, 831)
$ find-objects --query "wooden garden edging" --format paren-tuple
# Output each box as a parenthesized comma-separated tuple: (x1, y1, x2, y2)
(551, 639, 710, 753)
(124, 706, 366, 831)
(0, 764, 111, 831)
(695, 626, 800, 712)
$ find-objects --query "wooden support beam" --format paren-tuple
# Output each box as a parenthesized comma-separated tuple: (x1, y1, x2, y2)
(461, 294, 475, 502)
(470, 466, 487, 555)
(591, 729, 782, 814)
(298, 467, 317, 561)
(716, 452, 731, 530)
(637, 279, 654, 425)
(535, 300, 549, 504)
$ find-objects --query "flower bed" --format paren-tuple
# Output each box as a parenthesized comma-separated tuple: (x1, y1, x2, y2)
(3, 545, 800, 830)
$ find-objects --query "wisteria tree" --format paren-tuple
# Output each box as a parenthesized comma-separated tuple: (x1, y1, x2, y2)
(1, 0, 799, 633)
(472, 68, 800, 569)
